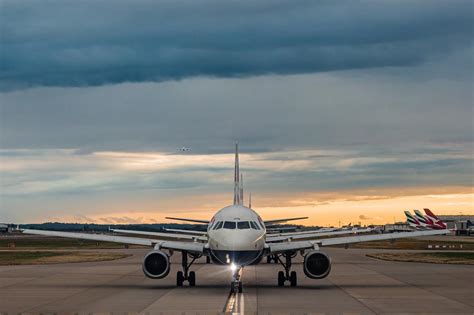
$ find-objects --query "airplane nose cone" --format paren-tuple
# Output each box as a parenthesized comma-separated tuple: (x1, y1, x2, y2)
(210, 230, 264, 265)
(217, 230, 260, 251)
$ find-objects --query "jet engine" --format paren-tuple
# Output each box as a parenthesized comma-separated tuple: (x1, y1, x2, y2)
(142, 250, 170, 279)
(303, 250, 331, 279)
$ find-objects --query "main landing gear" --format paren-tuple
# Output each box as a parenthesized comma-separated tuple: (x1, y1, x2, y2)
(230, 266, 243, 293)
(177, 251, 197, 287)
(276, 251, 297, 287)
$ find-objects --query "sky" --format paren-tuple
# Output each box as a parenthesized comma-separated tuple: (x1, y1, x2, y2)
(1, 0, 473, 226)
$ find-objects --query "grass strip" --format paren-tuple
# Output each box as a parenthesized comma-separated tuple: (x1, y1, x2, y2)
(367, 252, 474, 265)
(0, 250, 131, 265)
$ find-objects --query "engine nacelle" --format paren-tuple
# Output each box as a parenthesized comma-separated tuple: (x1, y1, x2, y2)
(303, 250, 331, 279)
(142, 250, 170, 279)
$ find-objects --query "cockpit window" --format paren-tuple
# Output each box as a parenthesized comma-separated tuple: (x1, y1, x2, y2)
(237, 221, 250, 229)
(223, 221, 236, 229)
(213, 221, 223, 230)
(250, 221, 260, 230)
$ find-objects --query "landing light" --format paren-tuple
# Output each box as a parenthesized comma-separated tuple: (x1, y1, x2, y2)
(230, 263, 237, 272)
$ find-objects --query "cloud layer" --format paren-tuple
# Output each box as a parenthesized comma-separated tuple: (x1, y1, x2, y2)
(1, 1, 472, 224)
(1, 0, 472, 90)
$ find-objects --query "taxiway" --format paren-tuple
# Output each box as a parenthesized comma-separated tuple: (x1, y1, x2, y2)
(0, 248, 472, 314)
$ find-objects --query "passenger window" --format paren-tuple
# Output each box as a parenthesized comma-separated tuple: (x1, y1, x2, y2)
(213, 221, 223, 230)
(223, 221, 236, 229)
(237, 221, 250, 229)
(250, 221, 259, 230)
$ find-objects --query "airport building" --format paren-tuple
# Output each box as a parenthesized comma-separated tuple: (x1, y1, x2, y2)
(382, 223, 412, 233)
(0, 224, 15, 233)
(0, 224, 9, 233)
(438, 215, 474, 236)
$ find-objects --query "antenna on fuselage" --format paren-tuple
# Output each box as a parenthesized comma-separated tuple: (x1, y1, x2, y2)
(249, 192, 252, 208)
(233, 142, 241, 205)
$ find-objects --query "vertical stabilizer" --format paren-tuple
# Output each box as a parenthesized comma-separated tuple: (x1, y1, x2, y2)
(233, 143, 241, 205)
(240, 174, 244, 205)
(404, 210, 420, 228)
(414, 210, 428, 225)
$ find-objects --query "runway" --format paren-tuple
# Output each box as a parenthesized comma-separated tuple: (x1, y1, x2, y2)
(0, 248, 473, 314)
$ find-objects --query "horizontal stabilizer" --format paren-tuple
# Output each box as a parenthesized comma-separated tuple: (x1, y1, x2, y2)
(164, 228, 207, 235)
(165, 217, 210, 224)
(264, 217, 308, 225)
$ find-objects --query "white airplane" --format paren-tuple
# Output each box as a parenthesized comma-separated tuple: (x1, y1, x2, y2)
(18, 144, 449, 292)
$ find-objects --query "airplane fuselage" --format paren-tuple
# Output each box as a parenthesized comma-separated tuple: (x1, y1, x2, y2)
(207, 205, 266, 266)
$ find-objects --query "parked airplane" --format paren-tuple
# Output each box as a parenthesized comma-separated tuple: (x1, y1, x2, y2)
(423, 208, 447, 229)
(405, 209, 447, 230)
(18, 144, 449, 292)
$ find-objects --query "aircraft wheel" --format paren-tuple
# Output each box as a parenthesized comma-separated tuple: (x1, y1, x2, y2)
(189, 271, 196, 286)
(177, 271, 184, 286)
(206, 256, 211, 264)
(266, 256, 271, 263)
(277, 271, 285, 287)
(238, 281, 243, 293)
(290, 271, 297, 287)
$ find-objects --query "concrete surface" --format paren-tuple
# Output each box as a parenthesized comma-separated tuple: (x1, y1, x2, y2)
(0, 248, 473, 314)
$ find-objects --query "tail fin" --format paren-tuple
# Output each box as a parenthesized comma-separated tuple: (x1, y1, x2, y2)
(423, 208, 439, 220)
(233, 143, 242, 205)
(404, 210, 421, 228)
(414, 210, 428, 225)
(240, 173, 244, 205)
(423, 209, 447, 229)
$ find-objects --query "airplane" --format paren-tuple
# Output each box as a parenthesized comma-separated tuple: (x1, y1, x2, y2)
(179, 146, 191, 152)
(17, 143, 450, 293)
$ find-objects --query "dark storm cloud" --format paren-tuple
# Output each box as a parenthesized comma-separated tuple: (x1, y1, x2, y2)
(1, 0, 472, 90)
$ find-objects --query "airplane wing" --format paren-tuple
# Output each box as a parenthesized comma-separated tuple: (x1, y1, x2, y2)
(266, 228, 372, 243)
(268, 229, 449, 254)
(165, 217, 210, 224)
(111, 228, 207, 241)
(21, 229, 205, 254)
(264, 217, 308, 225)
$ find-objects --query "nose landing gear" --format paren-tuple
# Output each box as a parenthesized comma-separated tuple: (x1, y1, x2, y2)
(230, 266, 243, 293)
(276, 251, 297, 287)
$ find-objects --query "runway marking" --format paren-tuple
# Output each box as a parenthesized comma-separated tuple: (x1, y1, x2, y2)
(224, 290, 238, 313)
(223, 290, 245, 314)
(223, 267, 244, 314)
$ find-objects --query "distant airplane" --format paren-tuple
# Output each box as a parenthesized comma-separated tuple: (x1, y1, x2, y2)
(18, 144, 449, 293)
(179, 146, 191, 152)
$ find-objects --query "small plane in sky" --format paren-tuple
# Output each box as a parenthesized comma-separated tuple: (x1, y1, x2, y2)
(19, 144, 449, 292)
(179, 146, 191, 152)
